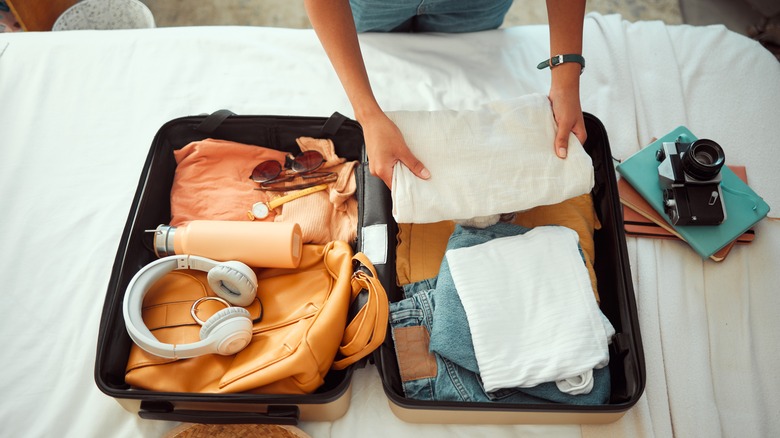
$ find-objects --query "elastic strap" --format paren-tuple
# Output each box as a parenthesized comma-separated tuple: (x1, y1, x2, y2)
(721, 184, 761, 212)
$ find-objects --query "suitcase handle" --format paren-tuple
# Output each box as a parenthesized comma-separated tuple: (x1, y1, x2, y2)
(138, 401, 300, 425)
(320, 112, 348, 137)
(196, 109, 236, 134)
(196, 110, 350, 138)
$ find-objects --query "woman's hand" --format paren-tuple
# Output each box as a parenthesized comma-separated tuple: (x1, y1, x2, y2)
(545, 0, 587, 157)
(360, 111, 429, 189)
(549, 69, 587, 158)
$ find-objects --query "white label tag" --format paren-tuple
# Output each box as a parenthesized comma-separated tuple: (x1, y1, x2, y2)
(361, 224, 388, 265)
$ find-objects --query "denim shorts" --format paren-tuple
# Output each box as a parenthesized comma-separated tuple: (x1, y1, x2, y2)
(349, 0, 514, 33)
(389, 224, 611, 404)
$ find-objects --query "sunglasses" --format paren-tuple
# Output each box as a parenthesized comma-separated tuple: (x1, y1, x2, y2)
(250, 150, 337, 191)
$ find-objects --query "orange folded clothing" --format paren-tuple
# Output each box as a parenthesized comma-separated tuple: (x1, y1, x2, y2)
(396, 194, 601, 303)
(170, 137, 358, 244)
(171, 138, 287, 226)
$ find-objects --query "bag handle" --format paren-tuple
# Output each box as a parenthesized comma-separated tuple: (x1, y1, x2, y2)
(331, 252, 389, 370)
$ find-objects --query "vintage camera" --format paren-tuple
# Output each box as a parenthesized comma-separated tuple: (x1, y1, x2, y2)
(656, 138, 726, 225)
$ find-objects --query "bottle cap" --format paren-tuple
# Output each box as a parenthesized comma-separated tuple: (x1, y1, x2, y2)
(153, 224, 177, 258)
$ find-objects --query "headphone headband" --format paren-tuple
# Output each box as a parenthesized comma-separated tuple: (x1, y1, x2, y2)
(122, 255, 256, 359)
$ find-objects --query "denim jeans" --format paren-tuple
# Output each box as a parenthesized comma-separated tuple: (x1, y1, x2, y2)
(349, 0, 514, 33)
(389, 223, 611, 404)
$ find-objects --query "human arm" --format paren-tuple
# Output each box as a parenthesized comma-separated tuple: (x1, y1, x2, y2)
(545, 0, 587, 158)
(303, 0, 429, 188)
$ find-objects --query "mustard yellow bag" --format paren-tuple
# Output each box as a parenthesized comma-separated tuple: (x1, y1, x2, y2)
(125, 241, 388, 394)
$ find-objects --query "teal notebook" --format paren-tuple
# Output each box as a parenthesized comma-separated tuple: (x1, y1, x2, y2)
(616, 126, 770, 259)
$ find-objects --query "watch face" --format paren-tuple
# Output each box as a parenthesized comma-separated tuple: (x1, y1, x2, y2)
(251, 202, 270, 219)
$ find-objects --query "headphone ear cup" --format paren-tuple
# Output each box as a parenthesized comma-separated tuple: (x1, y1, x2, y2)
(200, 307, 253, 356)
(207, 261, 258, 307)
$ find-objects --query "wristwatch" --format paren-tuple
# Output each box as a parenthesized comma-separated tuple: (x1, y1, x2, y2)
(249, 184, 329, 220)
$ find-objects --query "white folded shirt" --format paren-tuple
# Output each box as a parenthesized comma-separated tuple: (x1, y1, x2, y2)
(445, 226, 614, 393)
(387, 94, 594, 224)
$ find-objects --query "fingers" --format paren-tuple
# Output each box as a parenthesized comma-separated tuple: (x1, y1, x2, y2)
(573, 119, 588, 147)
(362, 114, 429, 189)
(371, 162, 393, 190)
(552, 108, 587, 159)
(394, 144, 430, 188)
(554, 119, 588, 158)
(554, 128, 570, 158)
(403, 155, 430, 181)
(370, 151, 429, 190)
(548, 80, 585, 159)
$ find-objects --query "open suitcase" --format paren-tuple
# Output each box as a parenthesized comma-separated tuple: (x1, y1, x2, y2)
(376, 113, 646, 424)
(95, 110, 645, 424)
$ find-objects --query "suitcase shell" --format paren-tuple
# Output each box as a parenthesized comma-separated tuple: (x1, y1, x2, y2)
(374, 113, 646, 424)
(95, 111, 644, 425)
(94, 111, 391, 423)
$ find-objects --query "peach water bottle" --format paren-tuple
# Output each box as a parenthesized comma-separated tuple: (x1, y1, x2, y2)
(152, 220, 302, 268)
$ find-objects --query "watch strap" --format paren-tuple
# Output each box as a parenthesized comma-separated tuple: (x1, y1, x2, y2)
(536, 54, 585, 74)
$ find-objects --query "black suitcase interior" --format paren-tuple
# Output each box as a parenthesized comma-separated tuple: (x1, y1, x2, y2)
(95, 111, 645, 424)
(95, 111, 388, 423)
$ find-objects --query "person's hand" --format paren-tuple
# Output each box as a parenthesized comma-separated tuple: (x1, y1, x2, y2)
(361, 111, 430, 189)
(548, 78, 587, 159)
(544, 0, 587, 157)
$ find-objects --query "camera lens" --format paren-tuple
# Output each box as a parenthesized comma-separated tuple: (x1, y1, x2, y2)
(681, 139, 725, 180)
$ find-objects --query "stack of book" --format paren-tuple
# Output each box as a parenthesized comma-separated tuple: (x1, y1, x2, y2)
(615, 127, 770, 261)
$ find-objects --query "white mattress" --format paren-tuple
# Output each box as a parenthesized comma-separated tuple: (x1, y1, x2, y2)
(1, 13, 778, 438)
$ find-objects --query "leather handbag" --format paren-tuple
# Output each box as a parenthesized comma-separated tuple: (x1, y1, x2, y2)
(124, 240, 388, 394)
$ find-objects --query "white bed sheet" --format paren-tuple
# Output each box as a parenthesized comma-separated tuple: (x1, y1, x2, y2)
(0, 13, 778, 438)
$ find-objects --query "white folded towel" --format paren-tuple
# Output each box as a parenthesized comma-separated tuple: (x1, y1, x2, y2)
(387, 94, 594, 224)
(445, 226, 614, 393)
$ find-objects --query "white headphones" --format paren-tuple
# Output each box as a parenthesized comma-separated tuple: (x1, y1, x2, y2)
(123, 254, 258, 359)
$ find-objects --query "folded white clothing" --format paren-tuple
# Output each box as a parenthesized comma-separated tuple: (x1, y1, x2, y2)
(387, 94, 595, 224)
(554, 313, 615, 395)
(556, 370, 595, 396)
(445, 226, 614, 393)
